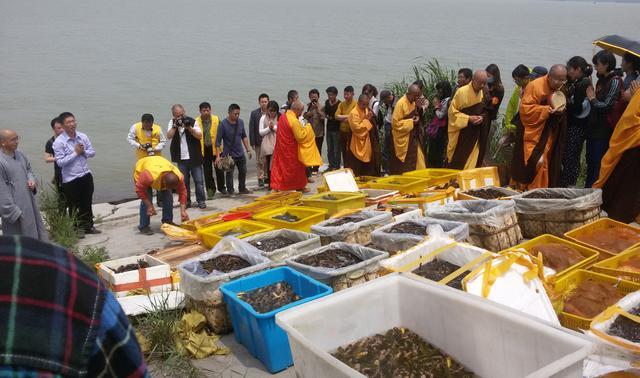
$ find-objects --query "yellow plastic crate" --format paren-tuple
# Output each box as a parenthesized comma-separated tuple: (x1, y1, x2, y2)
(301, 192, 367, 216)
(254, 191, 302, 205)
(197, 220, 275, 248)
(229, 201, 280, 217)
(367, 175, 430, 194)
(388, 188, 456, 214)
(402, 168, 460, 188)
(565, 218, 640, 260)
(552, 269, 640, 331)
(457, 166, 500, 191)
(508, 235, 599, 278)
(253, 206, 328, 232)
(181, 212, 224, 231)
(592, 246, 640, 283)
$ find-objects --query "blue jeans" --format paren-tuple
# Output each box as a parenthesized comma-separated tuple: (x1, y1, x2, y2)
(326, 130, 341, 170)
(178, 162, 206, 205)
(382, 122, 392, 173)
(225, 155, 247, 193)
(585, 138, 609, 188)
(139, 188, 173, 229)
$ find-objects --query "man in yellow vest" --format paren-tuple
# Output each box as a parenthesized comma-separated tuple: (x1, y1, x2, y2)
(127, 113, 166, 160)
(195, 102, 225, 199)
(134, 156, 189, 235)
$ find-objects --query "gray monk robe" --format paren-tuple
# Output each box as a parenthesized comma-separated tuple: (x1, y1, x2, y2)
(0, 150, 48, 241)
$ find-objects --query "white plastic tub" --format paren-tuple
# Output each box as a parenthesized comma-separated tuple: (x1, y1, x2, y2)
(276, 274, 592, 378)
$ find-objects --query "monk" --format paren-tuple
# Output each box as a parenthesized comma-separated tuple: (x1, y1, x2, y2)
(270, 100, 322, 192)
(346, 94, 381, 176)
(389, 84, 427, 174)
(510, 64, 568, 190)
(594, 82, 640, 223)
(447, 70, 490, 169)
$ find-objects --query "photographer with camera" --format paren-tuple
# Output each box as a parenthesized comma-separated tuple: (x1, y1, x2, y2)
(127, 113, 166, 160)
(304, 89, 325, 176)
(167, 104, 206, 209)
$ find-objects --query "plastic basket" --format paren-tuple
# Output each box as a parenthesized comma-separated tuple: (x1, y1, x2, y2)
(402, 168, 460, 187)
(219, 267, 332, 373)
(457, 186, 520, 201)
(457, 166, 500, 190)
(181, 212, 224, 231)
(509, 235, 599, 278)
(301, 192, 366, 216)
(243, 229, 322, 263)
(553, 269, 640, 331)
(253, 206, 328, 232)
(564, 218, 640, 259)
(388, 188, 456, 214)
(592, 246, 640, 283)
(360, 189, 399, 206)
(229, 201, 280, 217)
(367, 175, 430, 194)
(255, 191, 302, 205)
(197, 220, 275, 248)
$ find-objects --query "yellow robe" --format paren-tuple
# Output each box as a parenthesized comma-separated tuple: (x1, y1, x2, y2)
(391, 95, 425, 168)
(348, 106, 372, 162)
(336, 100, 356, 133)
(287, 110, 322, 167)
(447, 83, 484, 169)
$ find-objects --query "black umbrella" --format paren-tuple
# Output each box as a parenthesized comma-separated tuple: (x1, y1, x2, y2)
(593, 35, 640, 58)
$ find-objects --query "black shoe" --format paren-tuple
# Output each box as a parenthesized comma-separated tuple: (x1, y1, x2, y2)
(198, 202, 207, 209)
(162, 220, 177, 226)
(139, 226, 154, 235)
(258, 179, 265, 187)
(85, 227, 101, 235)
(239, 188, 252, 195)
(218, 189, 227, 196)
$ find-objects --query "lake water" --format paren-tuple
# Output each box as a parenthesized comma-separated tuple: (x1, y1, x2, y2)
(1, 0, 638, 202)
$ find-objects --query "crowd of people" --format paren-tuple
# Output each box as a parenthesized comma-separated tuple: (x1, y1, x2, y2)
(1, 51, 639, 240)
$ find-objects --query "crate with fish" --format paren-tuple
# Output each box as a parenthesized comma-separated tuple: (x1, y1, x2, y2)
(512, 188, 602, 239)
(177, 237, 272, 334)
(310, 209, 393, 246)
(427, 200, 523, 251)
(375, 204, 422, 223)
(254, 190, 302, 205)
(301, 191, 366, 216)
(371, 217, 469, 254)
(253, 206, 328, 232)
(593, 247, 640, 283)
(243, 229, 322, 263)
(565, 218, 640, 260)
(366, 175, 430, 194)
(286, 242, 388, 291)
(220, 267, 332, 373)
(229, 201, 280, 218)
(456, 186, 519, 201)
(98, 254, 172, 298)
(456, 166, 500, 191)
(590, 291, 640, 355)
(196, 219, 275, 248)
(549, 269, 640, 331)
(181, 211, 224, 231)
(387, 187, 456, 214)
(510, 234, 599, 279)
(402, 168, 460, 188)
(275, 274, 592, 378)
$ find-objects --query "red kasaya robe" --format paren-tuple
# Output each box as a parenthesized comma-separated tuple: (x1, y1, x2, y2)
(270, 113, 308, 191)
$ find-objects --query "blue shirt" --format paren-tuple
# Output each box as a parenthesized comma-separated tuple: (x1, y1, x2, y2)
(52, 131, 95, 183)
(216, 118, 247, 158)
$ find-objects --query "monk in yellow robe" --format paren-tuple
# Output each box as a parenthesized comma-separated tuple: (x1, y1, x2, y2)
(346, 94, 381, 176)
(390, 84, 426, 174)
(594, 83, 640, 223)
(510, 64, 568, 190)
(447, 70, 490, 169)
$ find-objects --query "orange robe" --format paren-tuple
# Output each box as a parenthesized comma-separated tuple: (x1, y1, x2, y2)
(270, 111, 308, 191)
(348, 106, 372, 162)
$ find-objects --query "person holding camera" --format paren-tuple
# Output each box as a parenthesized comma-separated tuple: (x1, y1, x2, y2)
(167, 104, 206, 209)
(215, 104, 252, 195)
(304, 89, 325, 176)
(127, 113, 166, 160)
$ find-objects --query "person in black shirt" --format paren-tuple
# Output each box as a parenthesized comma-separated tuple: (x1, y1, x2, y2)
(44, 117, 64, 191)
(324, 86, 341, 171)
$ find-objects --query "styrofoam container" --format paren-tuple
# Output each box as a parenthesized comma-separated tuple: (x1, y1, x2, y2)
(98, 254, 172, 298)
(276, 274, 592, 378)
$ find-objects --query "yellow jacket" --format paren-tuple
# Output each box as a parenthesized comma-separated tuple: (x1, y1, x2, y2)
(133, 122, 163, 160)
(133, 156, 183, 190)
(197, 115, 220, 155)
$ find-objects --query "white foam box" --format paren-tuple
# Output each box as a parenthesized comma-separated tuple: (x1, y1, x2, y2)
(98, 254, 172, 298)
(276, 273, 592, 378)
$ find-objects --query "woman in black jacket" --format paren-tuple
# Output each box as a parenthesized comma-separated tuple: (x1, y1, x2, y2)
(560, 56, 593, 187)
(584, 50, 622, 188)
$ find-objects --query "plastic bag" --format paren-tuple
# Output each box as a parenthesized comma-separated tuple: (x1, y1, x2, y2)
(590, 291, 640, 354)
(371, 217, 469, 252)
(286, 242, 388, 282)
(379, 227, 457, 272)
(178, 237, 271, 301)
(512, 188, 602, 214)
(310, 210, 393, 245)
(242, 229, 321, 263)
(427, 200, 517, 229)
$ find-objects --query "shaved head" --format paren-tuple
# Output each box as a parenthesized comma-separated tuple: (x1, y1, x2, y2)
(357, 93, 369, 108)
(0, 129, 14, 142)
(0, 129, 19, 153)
(162, 172, 181, 190)
(407, 84, 422, 101)
(291, 100, 305, 116)
(471, 70, 488, 92)
(548, 64, 568, 90)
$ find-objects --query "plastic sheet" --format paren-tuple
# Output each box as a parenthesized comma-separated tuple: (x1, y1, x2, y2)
(590, 291, 640, 354)
(243, 229, 322, 263)
(427, 200, 517, 229)
(371, 217, 469, 252)
(310, 210, 393, 245)
(178, 237, 272, 301)
(512, 188, 602, 214)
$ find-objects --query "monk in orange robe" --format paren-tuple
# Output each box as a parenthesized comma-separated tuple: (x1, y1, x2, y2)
(594, 83, 640, 223)
(345, 94, 381, 177)
(510, 64, 568, 190)
(389, 84, 427, 174)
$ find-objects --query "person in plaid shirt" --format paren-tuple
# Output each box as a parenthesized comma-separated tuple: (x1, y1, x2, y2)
(0, 236, 148, 377)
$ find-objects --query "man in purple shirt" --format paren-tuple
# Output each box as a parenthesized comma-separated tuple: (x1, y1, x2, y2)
(52, 112, 101, 235)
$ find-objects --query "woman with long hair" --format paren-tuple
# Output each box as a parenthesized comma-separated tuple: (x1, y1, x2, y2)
(560, 56, 593, 187)
(258, 100, 279, 188)
(485, 64, 505, 122)
(426, 80, 452, 167)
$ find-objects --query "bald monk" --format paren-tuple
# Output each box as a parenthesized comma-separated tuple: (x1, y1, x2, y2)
(270, 100, 322, 192)
(390, 84, 427, 174)
(594, 82, 640, 223)
(510, 64, 568, 190)
(447, 70, 490, 169)
(346, 94, 381, 176)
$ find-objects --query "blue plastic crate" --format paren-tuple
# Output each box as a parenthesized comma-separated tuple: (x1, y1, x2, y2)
(219, 266, 333, 373)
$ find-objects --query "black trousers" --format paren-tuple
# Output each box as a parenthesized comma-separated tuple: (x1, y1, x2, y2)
(203, 147, 225, 193)
(311, 136, 324, 172)
(62, 173, 94, 231)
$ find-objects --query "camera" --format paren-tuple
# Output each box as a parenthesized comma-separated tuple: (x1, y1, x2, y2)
(141, 143, 155, 156)
(174, 117, 184, 127)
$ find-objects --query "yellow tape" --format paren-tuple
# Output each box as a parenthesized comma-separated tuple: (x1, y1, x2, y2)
(464, 250, 542, 298)
(396, 242, 458, 273)
(439, 252, 493, 286)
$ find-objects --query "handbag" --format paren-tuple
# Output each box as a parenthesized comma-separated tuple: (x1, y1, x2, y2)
(219, 123, 239, 172)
